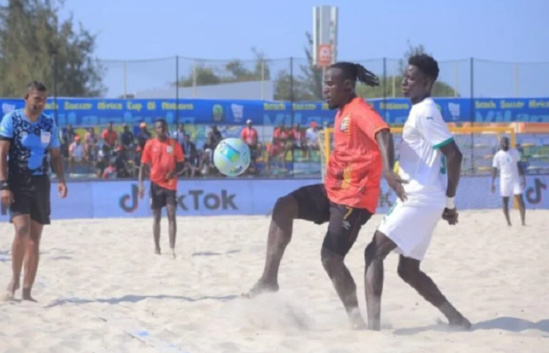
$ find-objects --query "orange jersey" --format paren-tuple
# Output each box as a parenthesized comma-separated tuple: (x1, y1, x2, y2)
(141, 138, 184, 190)
(324, 97, 389, 213)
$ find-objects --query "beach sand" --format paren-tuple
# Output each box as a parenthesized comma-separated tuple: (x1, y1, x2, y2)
(1, 209, 548, 353)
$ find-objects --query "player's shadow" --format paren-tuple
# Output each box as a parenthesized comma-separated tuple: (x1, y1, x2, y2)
(393, 317, 549, 335)
(44, 294, 238, 308)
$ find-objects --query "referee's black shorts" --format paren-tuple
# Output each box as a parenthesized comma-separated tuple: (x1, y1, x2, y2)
(288, 183, 373, 256)
(8, 175, 51, 225)
(150, 181, 177, 210)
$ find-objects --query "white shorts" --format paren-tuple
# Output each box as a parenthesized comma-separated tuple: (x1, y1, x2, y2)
(377, 200, 444, 261)
(500, 179, 523, 198)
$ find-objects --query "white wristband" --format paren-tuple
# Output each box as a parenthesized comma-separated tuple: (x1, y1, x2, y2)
(446, 197, 455, 209)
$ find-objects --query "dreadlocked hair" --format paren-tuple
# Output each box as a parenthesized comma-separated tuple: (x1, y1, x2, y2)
(330, 62, 380, 87)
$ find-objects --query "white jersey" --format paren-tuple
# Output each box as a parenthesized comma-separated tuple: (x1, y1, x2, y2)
(492, 149, 520, 182)
(398, 97, 453, 205)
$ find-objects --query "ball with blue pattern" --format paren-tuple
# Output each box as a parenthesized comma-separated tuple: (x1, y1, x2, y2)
(213, 138, 251, 177)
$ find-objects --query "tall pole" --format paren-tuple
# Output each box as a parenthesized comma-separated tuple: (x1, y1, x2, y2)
(175, 56, 179, 124)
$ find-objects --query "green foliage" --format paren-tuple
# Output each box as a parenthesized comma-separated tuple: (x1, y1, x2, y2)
(0, 0, 105, 97)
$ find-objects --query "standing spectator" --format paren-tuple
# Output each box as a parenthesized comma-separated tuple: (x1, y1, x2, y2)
(120, 123, 135, 150)
(211, 125, 223, 147)
(61, 124, 75, 159)
(68, 135, 86, 174)
(101, 122, 118, 150)
(306, 121, 320, 159)
(290, 123, 307, 160)
(172, 123, 186, 150)
(85, 127, 99, 168)
(136, 122, 152, 150)
(182, 134, 200, 177)
(241, 119, 259, 174)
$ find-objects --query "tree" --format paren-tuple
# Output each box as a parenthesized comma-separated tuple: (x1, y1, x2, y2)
(0, 0, 105, 97)
(178, 47, 269, 87)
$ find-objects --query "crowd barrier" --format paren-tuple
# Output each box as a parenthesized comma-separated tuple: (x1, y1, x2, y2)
(1, 97, 548, 127)
(0, 176, 547, 221)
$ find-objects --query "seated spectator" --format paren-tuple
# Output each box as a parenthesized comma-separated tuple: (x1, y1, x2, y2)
(102, 160, 117, 179)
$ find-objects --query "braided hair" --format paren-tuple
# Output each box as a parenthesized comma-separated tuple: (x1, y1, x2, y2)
(329, 62, 380, 87)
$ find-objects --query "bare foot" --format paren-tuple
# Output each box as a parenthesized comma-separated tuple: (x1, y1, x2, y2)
(349, 309, 367, 330)
(22, 288, 37, 303)
(242, 280, 279, 299)
(4, 279, 20, 301)
(171, 249, 176, 259)
(155, 247, 161, 255)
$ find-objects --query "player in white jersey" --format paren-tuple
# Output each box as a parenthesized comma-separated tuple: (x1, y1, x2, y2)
(363, 54, 471, 331)
(490, 137, 526, 226)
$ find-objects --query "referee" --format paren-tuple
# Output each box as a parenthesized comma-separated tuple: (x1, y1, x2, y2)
(0, 81, 67, 302)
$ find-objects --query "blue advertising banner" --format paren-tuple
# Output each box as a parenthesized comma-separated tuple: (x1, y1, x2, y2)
(1, 97, 548, 127)
(0, 176, 547, 222)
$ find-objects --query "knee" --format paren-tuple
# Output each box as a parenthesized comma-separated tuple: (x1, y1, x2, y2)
(14, 223, 31, 239)
(321, 248, 343, 274)
(364, 241, 384, 264)
(397, 263, 417, 284)
(272, 196, 297, 220)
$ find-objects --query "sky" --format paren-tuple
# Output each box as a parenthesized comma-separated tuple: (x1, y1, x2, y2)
(58, 0, 549, 98)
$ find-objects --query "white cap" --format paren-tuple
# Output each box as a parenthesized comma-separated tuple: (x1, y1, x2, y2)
(246, 119, 252, 124)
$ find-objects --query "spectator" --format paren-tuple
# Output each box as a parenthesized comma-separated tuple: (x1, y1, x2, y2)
(211, 125, 223, 147)
(172, 123, 186, 149)
(101, 160, 117, 179)
(61, 124, 76, 159)
(102, 122, 118, 150)
(306, 121, 320, 158)
(85, 127, 99, 167)
(68, 135, 85, 174)
(241, 119, 259, 174)
(266, 124, 290, 173)
(182, 134, 200, 177)
(136, 122, 152, 150)
(201, 131, 217, 176)
(290, 123, 307, 160)
(120, 123, 135, 150)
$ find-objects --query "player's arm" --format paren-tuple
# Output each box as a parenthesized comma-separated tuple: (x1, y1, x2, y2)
(416, 108, 462, 222)
(50, 123, 68, 198)
(173, 143, 185, 177)
(490, 155, 499, 193)
(358, 110, 408, 201)
(138, 142, 151, 198)
(0, 114, 14, 205)
(515, 150, 526, 187)
(440, 141, 463, 199)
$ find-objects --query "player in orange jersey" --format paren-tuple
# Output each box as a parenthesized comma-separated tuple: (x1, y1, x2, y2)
(138, 119, 184, 258)
(244, 62, 406, 329)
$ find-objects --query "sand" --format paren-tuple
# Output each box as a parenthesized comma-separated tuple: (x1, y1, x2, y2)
(0, 209, 548, 353)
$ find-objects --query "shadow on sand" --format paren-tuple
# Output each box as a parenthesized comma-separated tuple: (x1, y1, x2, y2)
(393, 317, 549, 336)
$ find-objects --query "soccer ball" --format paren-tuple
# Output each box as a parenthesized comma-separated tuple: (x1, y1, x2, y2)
(213, 138, 251, 177)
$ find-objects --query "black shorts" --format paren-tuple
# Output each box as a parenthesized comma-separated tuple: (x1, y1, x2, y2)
(150, 182, 177, 210)
(9, 175, 51, 225)
(289, 183, 373, 256)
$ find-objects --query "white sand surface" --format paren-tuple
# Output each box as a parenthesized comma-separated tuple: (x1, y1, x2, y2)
(0, 209, 548, 353)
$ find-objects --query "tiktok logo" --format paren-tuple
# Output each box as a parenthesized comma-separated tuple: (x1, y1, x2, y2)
(120, 184, 140, 212)
(526, 178, 547, 204)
